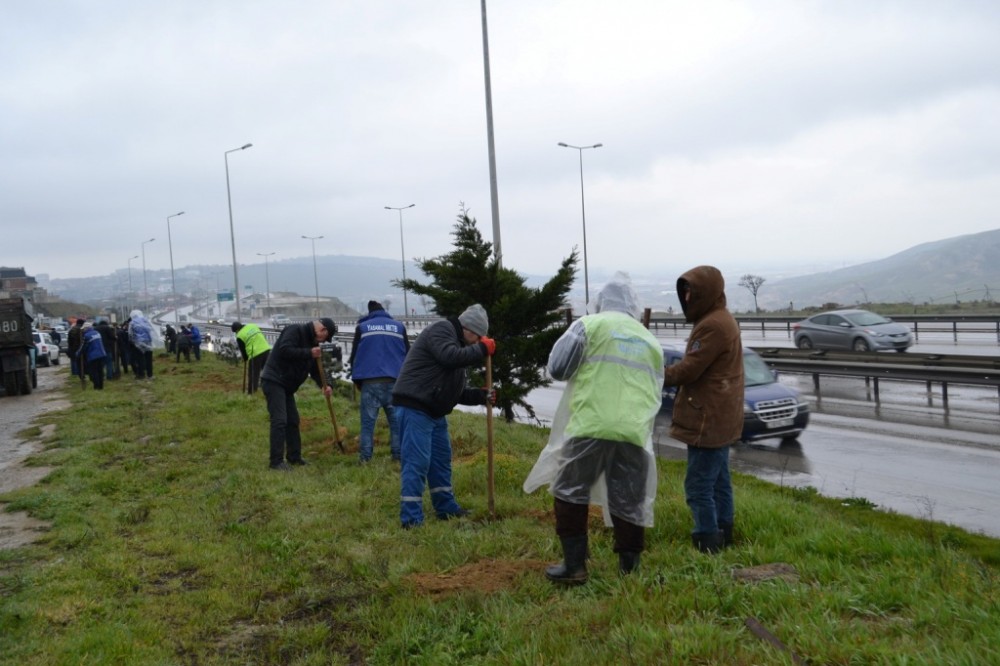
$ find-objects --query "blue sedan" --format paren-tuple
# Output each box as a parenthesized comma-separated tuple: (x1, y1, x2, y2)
(661, 346, 810, 444)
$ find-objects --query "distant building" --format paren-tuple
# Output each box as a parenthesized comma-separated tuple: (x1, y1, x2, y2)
(0, 266, 55, 305)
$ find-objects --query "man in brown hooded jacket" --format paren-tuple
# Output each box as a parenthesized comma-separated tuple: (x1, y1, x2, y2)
(664, 265, 744, 553)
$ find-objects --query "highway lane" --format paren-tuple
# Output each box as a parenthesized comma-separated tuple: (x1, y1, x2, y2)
(654, 415, 1000, 538)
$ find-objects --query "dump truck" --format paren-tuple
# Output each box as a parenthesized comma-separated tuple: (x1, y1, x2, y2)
(0, 296, 36, 396)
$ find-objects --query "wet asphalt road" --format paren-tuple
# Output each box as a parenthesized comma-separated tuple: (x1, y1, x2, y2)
(654, 414, 1000, 538)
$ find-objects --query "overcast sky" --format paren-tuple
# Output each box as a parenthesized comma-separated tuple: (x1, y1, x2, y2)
(3, 1, 999, 285)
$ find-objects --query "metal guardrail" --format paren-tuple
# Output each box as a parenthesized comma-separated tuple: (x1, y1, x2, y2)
(198, 321, 998, 413)
(751, 347, 1000, 413)
(652, 314, 1000, 343)
(322, 313, 1000, 343)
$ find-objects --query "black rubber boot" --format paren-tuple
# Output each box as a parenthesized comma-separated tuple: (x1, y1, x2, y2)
(545, 535, 589, 585)
(618, 551, 641, 575)
(692, 531, 724, 554)
(719, 522, 734, 548)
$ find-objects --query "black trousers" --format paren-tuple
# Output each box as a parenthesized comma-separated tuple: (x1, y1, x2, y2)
(247, 350, 269, 395)
(554, 498, 645, 553)
(86, 358, 105, 390)
(262, 379, 303, 466)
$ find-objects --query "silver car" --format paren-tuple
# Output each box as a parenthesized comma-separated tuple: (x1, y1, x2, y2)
(793, 309, 913, 352)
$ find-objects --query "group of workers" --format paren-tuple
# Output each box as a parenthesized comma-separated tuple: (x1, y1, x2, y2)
(253, 264, 744, 585)
(66, 309, 161, 388)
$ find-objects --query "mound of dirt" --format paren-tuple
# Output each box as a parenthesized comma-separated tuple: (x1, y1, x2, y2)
(405, 558, 548, 597)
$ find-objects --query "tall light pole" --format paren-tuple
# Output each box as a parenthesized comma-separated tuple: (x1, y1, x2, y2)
(558, 141, 602, 309)
(166, 211, 185, 324)
(384, 204, 415, 318)
(225, 142, 253, 319)
(257, 251, 276, 316)
(141, 237, 156, 311)
(302, 235, 323, 311)
(127, 255, 138, 314)
(480, 0, 502, 265)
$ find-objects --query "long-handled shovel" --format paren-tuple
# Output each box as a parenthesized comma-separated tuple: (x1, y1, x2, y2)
(78, 336, 86, 390)
(486, 355, 495, 517)
(316, 356, 346, 453)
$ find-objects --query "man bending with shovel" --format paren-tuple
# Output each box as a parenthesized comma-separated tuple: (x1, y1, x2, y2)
(260, 318, 337, 471)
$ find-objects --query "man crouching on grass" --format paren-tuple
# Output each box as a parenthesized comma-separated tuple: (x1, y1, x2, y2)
(260, 318, 337, 471)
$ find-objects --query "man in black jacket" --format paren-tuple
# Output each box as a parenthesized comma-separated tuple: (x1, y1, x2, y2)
(67, 319, 85, 377)
(260, 318, 337, 471)
(392, 304, 496, 527)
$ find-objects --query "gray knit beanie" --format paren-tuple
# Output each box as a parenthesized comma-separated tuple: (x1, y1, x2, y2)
(458, 304, 489, 337)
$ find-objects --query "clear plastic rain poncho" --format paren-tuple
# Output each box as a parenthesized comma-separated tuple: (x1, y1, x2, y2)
(523, 273, 664, 527)
(128, 309, 162, 352)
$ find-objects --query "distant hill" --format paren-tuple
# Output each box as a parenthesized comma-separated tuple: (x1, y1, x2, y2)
(48, 255, 431, 317)
(754, 229, 1000, 311)
(44, 229, 1000, 316)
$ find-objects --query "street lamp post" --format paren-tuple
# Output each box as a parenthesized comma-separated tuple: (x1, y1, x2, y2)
(126, 255, 138, 315)
(480, 0, 502, 265)
(302, 235, 323, 311)
(166, 211, 185, 325)
(384, 204, 415, 318)
(558, 141, 602, 310)
(225, 143, 253, 320)
(141, 237, 156, 311)
(257, 251, 276, 316)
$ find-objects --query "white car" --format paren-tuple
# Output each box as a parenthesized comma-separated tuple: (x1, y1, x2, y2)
(270, 314, 291, 329)
(32, 331, 61, 367)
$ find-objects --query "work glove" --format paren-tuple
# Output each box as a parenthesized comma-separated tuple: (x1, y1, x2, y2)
(479, 336, 497, 356)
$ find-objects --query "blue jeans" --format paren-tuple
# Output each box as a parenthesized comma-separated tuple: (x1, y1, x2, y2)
(358, 380, 399, 462)
(397, 406, 462, 526)
(684, 446, 734, 536)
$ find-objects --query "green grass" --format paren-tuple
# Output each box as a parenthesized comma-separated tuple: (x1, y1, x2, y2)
(1, 352, 998, 665)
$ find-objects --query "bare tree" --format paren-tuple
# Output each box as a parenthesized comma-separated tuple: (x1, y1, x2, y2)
(738, 274, 766, 313)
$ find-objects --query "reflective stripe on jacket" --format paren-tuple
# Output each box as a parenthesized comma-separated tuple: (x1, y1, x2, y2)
(564, 312, 663, 446)
(351, 310, 408, 381)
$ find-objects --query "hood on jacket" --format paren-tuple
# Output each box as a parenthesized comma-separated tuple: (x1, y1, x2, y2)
(678, 265, 727, 323)
(594, 271, 642, 319)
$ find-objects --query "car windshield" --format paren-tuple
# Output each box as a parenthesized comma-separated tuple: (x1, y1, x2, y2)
(743, 352, 776, 387)
(845, 311, 891, 326)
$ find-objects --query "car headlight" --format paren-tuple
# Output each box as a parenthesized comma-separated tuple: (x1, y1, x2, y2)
(863, 329, 885, 337)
